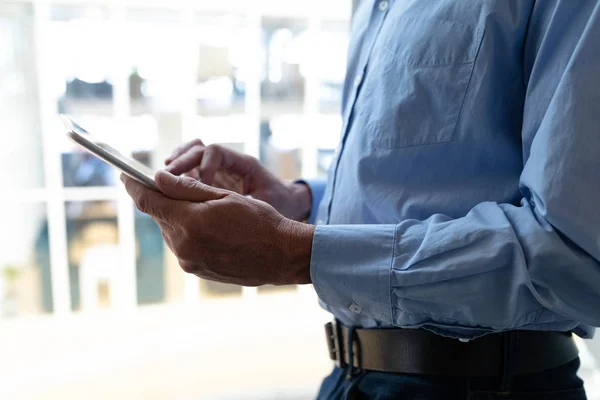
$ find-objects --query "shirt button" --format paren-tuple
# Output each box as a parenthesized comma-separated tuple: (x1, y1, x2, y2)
(349, 303, 362, 314)
(378, 1, 389, 12)
(316, 219, 324, 225)
(459, 338, 471, 343)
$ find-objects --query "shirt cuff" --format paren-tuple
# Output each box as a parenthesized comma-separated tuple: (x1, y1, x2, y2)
(310, 224, 396, 324)
(295, 178, 326, 225)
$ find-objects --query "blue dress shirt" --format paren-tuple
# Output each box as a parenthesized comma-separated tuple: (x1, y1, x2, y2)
(305, 0, 600, 340)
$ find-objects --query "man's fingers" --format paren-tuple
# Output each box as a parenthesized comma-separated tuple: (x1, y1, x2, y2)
(121, 174, 184, 223)
(166, 142, 259, 192)
(155, 170, 228, 202)
(189, 167, 201, 180)
(181, 167, 201, 180)
(199, 145, 257, 186)
(165, 144, 205, 175)
(165, 138, 205, 165)
(198, 145, 225, 185)
(213, 170, 243, 193)
(167, 143, 227, 184)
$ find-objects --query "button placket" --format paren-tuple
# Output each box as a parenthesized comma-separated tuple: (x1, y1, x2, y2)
(323, 0, 391, 225)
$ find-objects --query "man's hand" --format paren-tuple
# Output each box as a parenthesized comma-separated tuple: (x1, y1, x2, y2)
(165, 139, 311, 222)
(122, 170, 315, 286)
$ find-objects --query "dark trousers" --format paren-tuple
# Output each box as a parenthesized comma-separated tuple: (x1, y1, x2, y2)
(317, 358, 587, 399)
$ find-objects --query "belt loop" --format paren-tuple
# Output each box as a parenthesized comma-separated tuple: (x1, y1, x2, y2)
(500, 331, 518, 392)
(332, 320, 346, 369)
(346, 326, 356, 380)
(345, 326, 363, 380)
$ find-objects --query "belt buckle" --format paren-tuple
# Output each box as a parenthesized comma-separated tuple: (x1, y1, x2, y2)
(325, 320, 346, 368)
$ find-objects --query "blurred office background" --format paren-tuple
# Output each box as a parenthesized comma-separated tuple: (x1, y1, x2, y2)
(1, 1, 599, 399)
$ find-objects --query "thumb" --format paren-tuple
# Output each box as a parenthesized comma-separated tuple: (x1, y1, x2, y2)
(155, 170, 227, 202)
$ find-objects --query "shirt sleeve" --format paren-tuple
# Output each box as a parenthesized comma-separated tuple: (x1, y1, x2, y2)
(311, 1, 600, 339)
(295, 178, 327, 224)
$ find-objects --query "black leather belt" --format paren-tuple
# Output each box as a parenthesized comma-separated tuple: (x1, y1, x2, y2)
(325, 321, 579, 377)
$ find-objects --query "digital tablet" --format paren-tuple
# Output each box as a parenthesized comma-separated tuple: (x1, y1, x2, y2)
(60, 114, 158, 191)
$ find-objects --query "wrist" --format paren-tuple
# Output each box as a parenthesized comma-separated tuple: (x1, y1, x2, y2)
(287, 182, 312, 222)
(278, 219, 314, 285)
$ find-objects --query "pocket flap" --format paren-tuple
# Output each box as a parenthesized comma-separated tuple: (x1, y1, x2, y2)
(377, 16, 484, 68)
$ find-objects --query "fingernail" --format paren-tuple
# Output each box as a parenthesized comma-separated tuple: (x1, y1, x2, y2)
(157, 170, 177, 186)
(120, 174, 126, 183)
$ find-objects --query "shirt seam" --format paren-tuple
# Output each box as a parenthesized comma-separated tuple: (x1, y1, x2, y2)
(380, 45, 478, 69)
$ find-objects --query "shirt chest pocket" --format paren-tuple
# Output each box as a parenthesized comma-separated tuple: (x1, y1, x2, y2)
(358, 16, 484, 149)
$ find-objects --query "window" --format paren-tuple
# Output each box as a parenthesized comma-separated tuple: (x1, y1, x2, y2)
(0, 1, 352, 398)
